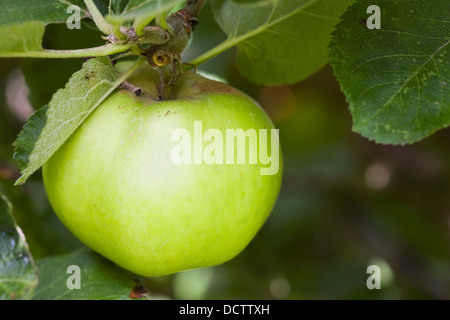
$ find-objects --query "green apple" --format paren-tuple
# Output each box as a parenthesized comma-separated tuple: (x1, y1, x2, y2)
(43, 69, 282, 277)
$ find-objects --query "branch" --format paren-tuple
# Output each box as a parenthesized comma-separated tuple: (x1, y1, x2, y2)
(143, 0, 207, 99)
(188, 38, 236, 66)
(84, 0, 127, 41)
(84, 0, 114, 35)
(145, 0, 207, 64)
(0, 44, 131, 58)
(183, 0, 207, 18)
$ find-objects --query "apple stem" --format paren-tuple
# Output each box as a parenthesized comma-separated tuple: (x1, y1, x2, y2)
(184, 0, 207, 18)
(120, 81, 142, 96)
(157, 68, 167, 101)
(147, 0, 207, 100)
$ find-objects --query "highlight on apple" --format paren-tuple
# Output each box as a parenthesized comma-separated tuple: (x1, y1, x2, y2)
(171, 121, 280, 176)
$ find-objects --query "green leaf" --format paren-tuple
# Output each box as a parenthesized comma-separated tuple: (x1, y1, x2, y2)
(0, 0, 85, 26)
(191, 0, 354, 85)
(0, 193, 38, 300)
(32, 248, 139, 300)
(106, 0, 185, 24)
(13, 56, 145, 185)
(182, 1, 231, 79)
(0, 0, 131, 58)
(111, 0, 130, 13)
(0, 180, 84, 259)
(0, 0, 82, 57)
(21, 23, 107, 108)
(0, 0, 182, 58)
(0, 22, 47, 55)
(23, 59, 85, 109)
(329, 0, 450, 144)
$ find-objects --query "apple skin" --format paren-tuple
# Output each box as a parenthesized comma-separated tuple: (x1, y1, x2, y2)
(42, 71, 283, 277)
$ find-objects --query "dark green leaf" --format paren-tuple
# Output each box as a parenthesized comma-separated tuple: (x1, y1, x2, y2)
(32, 248, 139, 300)
(209, 0, 354, 85)
(0, 193, 38, 300)
(13, 106, 49, 172)
(329, 0, 450, 144)
(0, 180, 83, 259)
(109, 0, 130, 14)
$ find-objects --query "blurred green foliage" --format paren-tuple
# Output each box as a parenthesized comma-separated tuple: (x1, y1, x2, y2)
(0, 4, 449, 300)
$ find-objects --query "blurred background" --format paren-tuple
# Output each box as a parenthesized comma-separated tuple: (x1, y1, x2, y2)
(0, 3, 449, 299)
